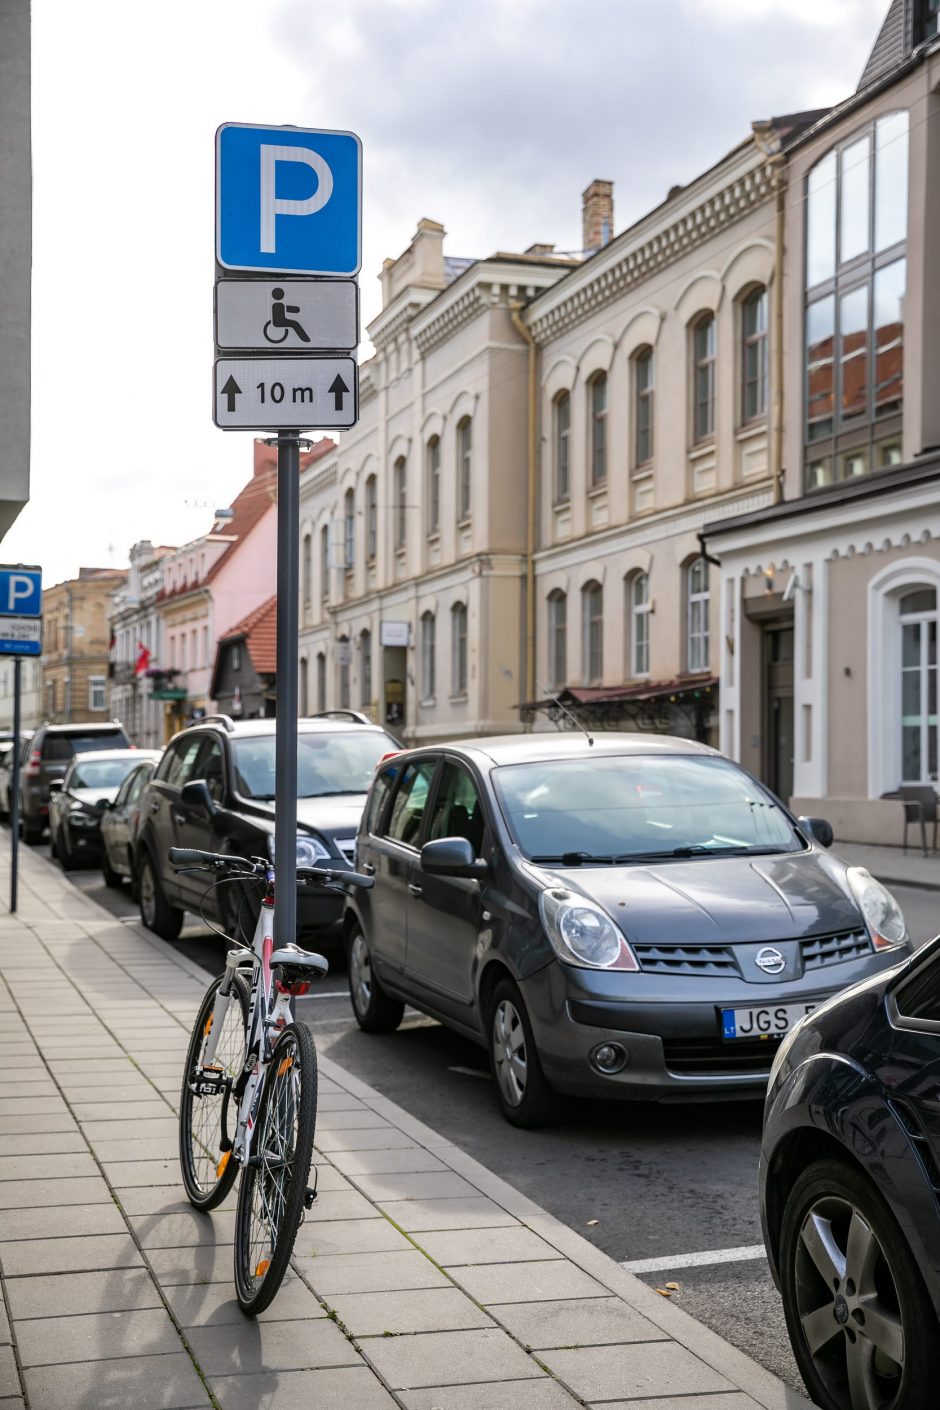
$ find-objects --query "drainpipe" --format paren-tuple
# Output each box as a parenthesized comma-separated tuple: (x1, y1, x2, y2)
(771, 155, 786, 505)
(509, 302, 537, 711)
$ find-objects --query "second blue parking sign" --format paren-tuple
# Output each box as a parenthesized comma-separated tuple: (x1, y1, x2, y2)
(216, 123, 362, 277)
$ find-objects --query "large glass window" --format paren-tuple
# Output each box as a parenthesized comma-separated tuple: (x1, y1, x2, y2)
(582, 581, 603, 684)
(548, 591, 567, 689)
(630, 573, 650, 678)
(804, 113, 908, 490)
(923, 0, 940, 40)
(693, 315, 716, 441)
(421, 611, 436, 700)
(451, 603, 468, 696)
(900, 588, 938, 785)
(457, 418, 472, 521)
(387, 758, 437, 848)
(687, 558, 710, 674)
(427, 762, 485, 853)
(589, 375, 607, 486)
(742, 289, 768, 422)
(554, 392, 570, 502)
(635, 348, 654, 466)
(427, 437, 441, 535)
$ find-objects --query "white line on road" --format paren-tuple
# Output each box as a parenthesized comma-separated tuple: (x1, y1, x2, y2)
(622, 1243, 768, 1273)
(303, 991, 350, 999)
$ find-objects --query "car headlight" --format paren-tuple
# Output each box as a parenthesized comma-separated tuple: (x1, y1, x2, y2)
(845, 867, 908, 951)
(539, 887, 638, 971)
(266, 833, 331, 866)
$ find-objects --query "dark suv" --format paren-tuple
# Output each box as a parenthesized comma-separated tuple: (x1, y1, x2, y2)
(20, 721, 131, 843)
(134, 711, 399, 943)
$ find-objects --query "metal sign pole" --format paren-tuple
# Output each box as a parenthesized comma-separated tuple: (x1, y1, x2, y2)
(274, 431, 300, 948)
(10, 656, 20, 913)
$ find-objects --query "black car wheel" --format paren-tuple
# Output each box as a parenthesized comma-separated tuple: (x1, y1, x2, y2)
(22, 820, 43, 845)
(488, 977, 558, 1129)
(346, 927, 403, 1033)
(779, 1158, 935, 1410)
(138, 851, 184, 942)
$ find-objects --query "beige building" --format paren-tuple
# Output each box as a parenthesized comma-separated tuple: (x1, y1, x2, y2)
(297, 221, 575, 740)
(41, 569, 126, 725)
(705, 0, 940, 842)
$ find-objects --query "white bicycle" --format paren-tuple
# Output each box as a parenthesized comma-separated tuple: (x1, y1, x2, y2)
(169, 846, 372, 1315)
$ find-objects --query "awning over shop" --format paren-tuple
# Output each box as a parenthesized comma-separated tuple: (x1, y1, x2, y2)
(517, 676, 718, 740)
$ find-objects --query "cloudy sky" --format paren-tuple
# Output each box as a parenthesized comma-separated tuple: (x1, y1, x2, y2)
(12, 0, 888, 586)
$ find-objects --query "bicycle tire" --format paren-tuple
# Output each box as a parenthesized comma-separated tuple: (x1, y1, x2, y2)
(179, 974, 249, 1211)
(233, 1020, 318, 1315)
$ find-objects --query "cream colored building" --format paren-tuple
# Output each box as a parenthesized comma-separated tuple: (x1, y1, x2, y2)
(705, 1, 940, 843)
(297, 221, 575, 741)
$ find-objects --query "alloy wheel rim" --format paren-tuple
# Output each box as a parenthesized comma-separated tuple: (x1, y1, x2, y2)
(140, 864, 156, 925)
(350, 935, 372, 1014)
(794, 1194, 905, 1410)
(493, 998, 527, 1107)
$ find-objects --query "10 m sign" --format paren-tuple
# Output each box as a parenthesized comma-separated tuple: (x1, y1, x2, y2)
(214, 356, 358, 431)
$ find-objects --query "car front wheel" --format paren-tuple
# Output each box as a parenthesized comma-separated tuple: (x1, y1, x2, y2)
(488, 977, 558, 1129)
(346, 928, 403, 1033)
(138, 851, 184, 942)
(779, 1157, 936, 1410)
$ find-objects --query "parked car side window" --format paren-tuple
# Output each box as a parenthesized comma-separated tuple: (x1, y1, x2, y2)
(194, 738, 225, 803)
(427, 761, 486, 856)
(127, 766, 152, 804)
(158, 737, 204, 788)
(364, 764, 400, 835)
(386, 759, 437, 848)
(895, 955, 940, 1025)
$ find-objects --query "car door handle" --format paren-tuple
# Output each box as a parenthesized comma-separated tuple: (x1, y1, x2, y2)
(408, 882, 423, 898)
(361, 862, 376, 875)
(173, 812, 186, 825)
(150, 800, 160, 813)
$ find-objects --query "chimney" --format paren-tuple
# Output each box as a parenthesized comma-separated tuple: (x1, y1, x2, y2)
(582, 180, 614, 253)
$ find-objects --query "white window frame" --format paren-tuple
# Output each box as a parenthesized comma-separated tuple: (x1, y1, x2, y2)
(687, 558, 710, 674)
(630, 573, 651, 678)
(868, 558, 940, 796)
(582, 582, 603, 685)
(421, 612, 436, 701)
(548, 591, 567, 689)
(451, 603, 468, 696)
(88, 676, 106, 712)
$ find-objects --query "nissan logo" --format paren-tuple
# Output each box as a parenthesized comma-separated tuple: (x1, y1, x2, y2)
(755, 946, 786, 975)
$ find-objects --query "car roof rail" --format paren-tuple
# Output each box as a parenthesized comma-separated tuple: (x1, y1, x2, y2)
(305, 709, 374, 726)
(196, 714, 236, 733)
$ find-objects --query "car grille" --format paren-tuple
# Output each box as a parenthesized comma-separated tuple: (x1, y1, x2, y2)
(634, 943, 737, 977)
(800, 930, 870, 969)
(663, 1037, 779, 1076)
(336, 838, 356, 866)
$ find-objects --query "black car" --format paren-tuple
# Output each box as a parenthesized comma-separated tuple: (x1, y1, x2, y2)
(344, 733, 911, 1127)
(760, 937, 940, 1410)
(134, 711, 399, 943)
(48, 749, 161, 872)
(99, 755, 162, 888)
(19, 721, 131, 843)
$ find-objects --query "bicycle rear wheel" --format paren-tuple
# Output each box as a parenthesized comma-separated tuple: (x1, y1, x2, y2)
(179, 974, 249, 1211)
(234, 1021, 318, 1315)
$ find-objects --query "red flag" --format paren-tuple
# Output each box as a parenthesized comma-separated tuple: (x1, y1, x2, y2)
(134, 642, 152, 676)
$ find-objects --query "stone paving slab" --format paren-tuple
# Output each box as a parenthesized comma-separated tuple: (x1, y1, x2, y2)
(0, 836, 811, 1410)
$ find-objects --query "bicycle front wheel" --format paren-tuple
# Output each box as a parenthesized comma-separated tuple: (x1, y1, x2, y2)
(234, 1020, 318, 1315)
(179, 974, 249, 1211)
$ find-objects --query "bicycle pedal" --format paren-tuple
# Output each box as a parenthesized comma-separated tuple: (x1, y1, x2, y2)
(304, 1186, 317, 1210)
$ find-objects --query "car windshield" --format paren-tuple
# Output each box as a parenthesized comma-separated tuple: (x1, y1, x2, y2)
(45, 733, 126, 761)
(232, 731, 393, 800)
(69, 758, 139, 791)
(492, 752, 801, 863)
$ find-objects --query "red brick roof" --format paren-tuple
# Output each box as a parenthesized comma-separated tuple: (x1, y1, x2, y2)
(219, 594, 277, 675)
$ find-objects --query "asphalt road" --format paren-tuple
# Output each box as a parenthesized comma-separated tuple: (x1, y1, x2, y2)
(51, 846, 940, 1397)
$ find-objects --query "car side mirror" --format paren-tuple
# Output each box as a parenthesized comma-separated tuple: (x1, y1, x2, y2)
(181, 778, 216, 816)
(48, 779, 63, 793)
(96, 798, 112, 811)
(799, 815, 834, 849)
(420, 836, 489, 878)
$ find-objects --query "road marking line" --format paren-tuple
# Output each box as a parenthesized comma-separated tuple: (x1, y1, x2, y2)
(622, 1243, 768, 1273)
(448, 1065, 491, 1079)
(302, 991, 349, 999)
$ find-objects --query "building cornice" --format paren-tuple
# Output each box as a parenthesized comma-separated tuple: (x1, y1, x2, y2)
(412, 259, 571, 356)
(527, 149, 774, 344)
(367, 287, 440, 352)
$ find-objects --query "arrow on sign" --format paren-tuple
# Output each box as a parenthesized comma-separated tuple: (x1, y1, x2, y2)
(329, 374, 349, 412)
(221, 375, 242, 412)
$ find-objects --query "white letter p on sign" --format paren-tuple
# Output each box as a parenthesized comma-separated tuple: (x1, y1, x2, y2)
(7, 575, 33, 612)
(259, 145, 333, 254)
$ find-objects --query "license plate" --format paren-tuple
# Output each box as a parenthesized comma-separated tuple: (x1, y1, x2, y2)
(720, 1002, 817, 1040)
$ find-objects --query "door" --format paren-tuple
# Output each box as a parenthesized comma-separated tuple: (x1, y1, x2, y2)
(405, 759, 487, 1014)
(174, 736, 227, 910)
(764, 626, 794, 804)
(364, 756, 439, 981)
(144, 733, 206, 905)
(104, 765, 144, 876)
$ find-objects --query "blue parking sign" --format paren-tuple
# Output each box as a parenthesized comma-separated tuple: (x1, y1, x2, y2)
(0, 567, 41, 618)
(216, 123, 361, 276)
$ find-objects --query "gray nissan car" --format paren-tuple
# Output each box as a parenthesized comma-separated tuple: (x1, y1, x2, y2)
(344, 734, 912, 1126)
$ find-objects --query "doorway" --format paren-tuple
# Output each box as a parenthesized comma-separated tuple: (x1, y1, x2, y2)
(764, 625, 794, 803)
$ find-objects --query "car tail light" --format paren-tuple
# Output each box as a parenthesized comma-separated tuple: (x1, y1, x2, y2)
(24, 750, 41, 778)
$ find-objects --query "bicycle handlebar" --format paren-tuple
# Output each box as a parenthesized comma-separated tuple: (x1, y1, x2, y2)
(168, 847, 374, 889)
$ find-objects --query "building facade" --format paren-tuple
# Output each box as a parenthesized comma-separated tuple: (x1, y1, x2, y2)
(0, 657, 42, 732)
(706, 0, 940, 841)
(109, 541, 174, 748)
(41, 569, 127, 725)
(210, 596, 277, 720)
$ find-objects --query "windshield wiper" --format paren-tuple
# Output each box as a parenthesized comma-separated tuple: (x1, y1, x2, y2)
(627, 844, 784, 860)
(299, 789, 367, 799)
(530, 851, 620, 866)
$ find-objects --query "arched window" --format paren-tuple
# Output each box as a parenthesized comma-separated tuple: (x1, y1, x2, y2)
(582, 581, 603, 684)
(420, 611, 436, 700)
(553, 392, 571, 502)
(451, 603, 468, 696)
(359, 629, 372, 708)
(547, 590, 567, 689)
(365, 476, 377, 560)
(299, 656, 309, 716)
(316, 651, 326, 712)
(804, 111, 908, 489)
(302, 534, 312, 612)
(900, 586, 938, 783)
(629, 573, 650, 678)
(457, 418, 472, 522)
(588, 374, 607, 486)
(338, 637, 350, 709)
(320, 523, 330, 602)
(687, 558, 710, 673)
(634, 348, 654, 466)
(343, 489, 355, 569)
(693, 314, 716, 441)
(742, 288, 769, 422)
(427, 437, 441, 535)
(394, 457, 407, 550)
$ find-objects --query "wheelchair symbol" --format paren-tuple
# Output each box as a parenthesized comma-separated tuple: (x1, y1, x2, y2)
(263, 288, 310, 345)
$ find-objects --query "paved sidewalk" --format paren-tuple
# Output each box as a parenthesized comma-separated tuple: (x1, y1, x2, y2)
(834, 839, 940, 893)
(0, 839, 811, 1410)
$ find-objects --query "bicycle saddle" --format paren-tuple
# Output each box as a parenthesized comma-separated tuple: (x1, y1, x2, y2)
(270, 945, 329, 977)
